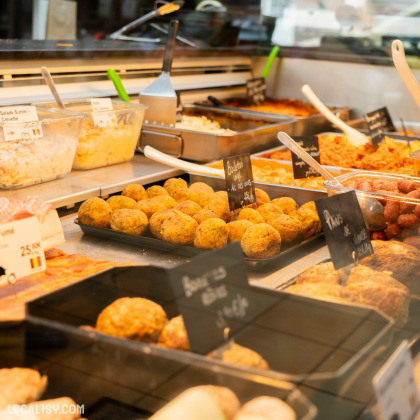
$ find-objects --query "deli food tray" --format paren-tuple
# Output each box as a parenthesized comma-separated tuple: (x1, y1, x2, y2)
(0, 320, 316, 420)
(75, 173, 327, 270)
(137, 104, 297, 162)
(194, 98, 351, 136)
(26, 265, 393, 384)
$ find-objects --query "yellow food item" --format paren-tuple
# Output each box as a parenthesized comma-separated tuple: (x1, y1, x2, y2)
(173, 200, 202, 217)
(133, 199, 166, 218)
(110, 208, 148, 235)
(161, 212, 198, 246)
(256, 202, 283, 222)
(163, 177, 188, 195)
(147, 185, 169, 199)
(149, 209, 182, 239)
(78, 197, 112, 228)
(241, 223, 281, 259)
(227, 220, 253, 242)
(194, 218, 229, 249)
(158, 315, 190, 351)
(267, 214, 302, 243)
(236, 208, 264, 224)
(193, 209, 220, 224)
(122, 184, 148, 201)
(106, 195, 136, 212)
(73, 121, 138, 169)
(271, 197, 299, 214)
(153, 194, 177, 209)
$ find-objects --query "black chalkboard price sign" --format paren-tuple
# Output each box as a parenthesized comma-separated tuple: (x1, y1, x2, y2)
(168, 243, 256, 354)
(315, 191, 374, 270)
(246, 78, 266, 105)
(291, 136, 321, 179)
(364, 107, 396, 148)
(223, 153, 256, 212)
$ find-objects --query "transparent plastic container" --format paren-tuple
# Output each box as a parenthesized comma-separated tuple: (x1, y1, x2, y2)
(324, 171, 420, 244)
(35, 100, 147, 170)
(0, 106, 84, 190)
(410, 149, 420, 177)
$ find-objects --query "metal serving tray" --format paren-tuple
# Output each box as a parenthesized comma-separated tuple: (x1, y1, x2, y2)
(137, 104, 297, 162)
(26, 265, 393, 385)
(75, 173, 327, 270)
(194, 98, 351, 136)
(1, 319, 316, 419)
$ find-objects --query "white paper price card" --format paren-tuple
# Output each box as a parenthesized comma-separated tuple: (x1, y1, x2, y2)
(0, 106, 43, 141)
(373, 340, 420, 420)
(90, 98, 117, 128)
(0, 216, 46, 285)
(90, 97, 113, 112)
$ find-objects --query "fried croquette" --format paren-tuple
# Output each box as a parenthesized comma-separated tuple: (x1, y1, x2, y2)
(194, 218, 229, 249)
(158, 315, 190, 351)
(147, 185, 169, 199)
(106, 195, 137, 212)
(291, 208, 322, 238)
(209, 343, 269, 370)
(173, 200, 202, 217)
(214, 190, 229, 202)
(189, 182, 214, 194)
(149, 209, 182, 239)
(171, 188, 200, 204)
(163, 177, 188, 196)
(271, 197, 299, 214)
(121, 183, 148, 201)
(299, 200, 317, 213)
(241, 223, 281, 259)
(95, 297, 168, 342)
(267, 214, 302, 243)
(205, 199, 231, 222)
(133, 198, 166, 218)
(227, 220, 253, 242)
(236, 208, 264, 224)
(256, 203, 284, 221)
(195, 191, 216, 207)
(193, 209, 220, 224)
(110, 209, 148, 235)
(161, 212, 198, 246)
(255, 188, 270, 206)
(78, 197, 112, 228)
(153, 194, 177, 209)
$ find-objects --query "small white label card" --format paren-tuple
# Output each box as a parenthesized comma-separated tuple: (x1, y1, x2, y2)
(0, 216, 46, 285)
(373, 340, 420, 420)
(0, 106, 43, 141)
(90, 98, 116, 128)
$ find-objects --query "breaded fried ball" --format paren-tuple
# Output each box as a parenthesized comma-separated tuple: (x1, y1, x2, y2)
(96, 297, 167, 342)
(241, 223, 281, 259)
(256, 203, 284, 222)
(214, 190, 228, 202)
(149, 209, 182, 239)
(195, 191, 216, 207)
(153, 194, 177, 209)
(110, 209, 148, 235)
(163, 178, 188, 196)
(271, 197, 299, 215)
(194, 218, 229, 249)
(189, 182, 214, 194)
(227, 220, 253, 242)
(291, 208, 322, 238)
(300, 200, 317, 213)
(255, 188, 270, 206)
(171, 188, 200, 204)
(267, 214, 302, 243)
(133, 198, 166, 218)
(158, 315, 190, 351)
(205, 199, 231, 222)
(78, 197, 112, 228)
(193, 209, 220, 224)
(173, 200, 201, 217)
(106, 195, 137, 212)
(161, 212, 198, 246)
(147, 185, 169, 199)
(236, 208, 264, 224)
(121, 183, 148, 201)
(210, 343, 269, 370)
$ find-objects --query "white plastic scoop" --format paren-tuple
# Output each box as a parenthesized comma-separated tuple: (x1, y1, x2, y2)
(392, 39, 420, 109)
(143, 145, 225, 177)
(302, 84, 368, 147)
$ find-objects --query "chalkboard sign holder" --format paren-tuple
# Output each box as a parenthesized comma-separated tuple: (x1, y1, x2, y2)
(364, 107, 396, 148)
(168, 243, 256, 354)
(315, 191, 373, 270)
(290, 136, 321, 179)
(223, 153, 256, 212)
(246, 78, 266, 106)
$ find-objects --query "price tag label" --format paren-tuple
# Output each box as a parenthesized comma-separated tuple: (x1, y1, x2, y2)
(0, 217, 46, 285)
(90, 98, 117, 128)
(291, 136, 321, 179)
(169, 243, 256, 354)
(315, 191, 373, 270)
(246, 78, 266, 105)
(0, 106, 43, 141)
(373, 340, 420, 420)
(223, 153, 256, 212)
(364, 107, 395, 148)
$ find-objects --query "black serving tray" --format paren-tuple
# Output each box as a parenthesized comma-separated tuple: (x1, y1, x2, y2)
(75, 219, 324, 270)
